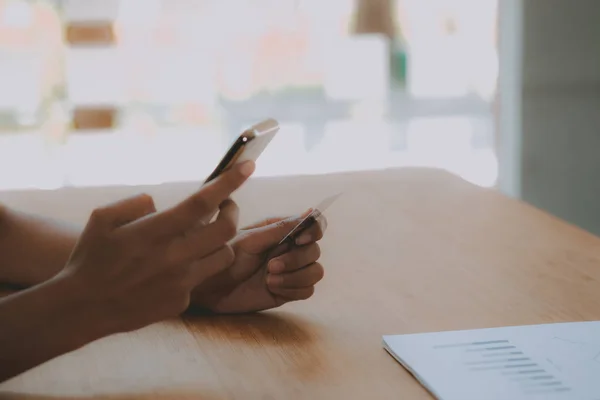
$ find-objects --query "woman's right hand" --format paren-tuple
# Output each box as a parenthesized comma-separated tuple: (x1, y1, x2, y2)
(57, 161, 255, 336)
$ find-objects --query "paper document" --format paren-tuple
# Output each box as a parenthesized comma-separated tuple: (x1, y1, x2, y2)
(383, 322, 600, 400)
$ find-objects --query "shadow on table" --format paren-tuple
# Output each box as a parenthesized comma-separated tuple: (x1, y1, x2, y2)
(185, 310, 327, 380)
(0, 313, 324, 399)
(0, 392, 224, 400)
(184, 310, 317, 346)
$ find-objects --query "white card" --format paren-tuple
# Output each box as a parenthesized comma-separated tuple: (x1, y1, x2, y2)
(278, 192, 341, 245)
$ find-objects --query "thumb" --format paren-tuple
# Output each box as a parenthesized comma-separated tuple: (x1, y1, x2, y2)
(244, 210, 312, 252)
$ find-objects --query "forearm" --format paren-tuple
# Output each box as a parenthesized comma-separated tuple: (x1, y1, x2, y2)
(0, 205, 81, 287)
(0, 275, 107, 382)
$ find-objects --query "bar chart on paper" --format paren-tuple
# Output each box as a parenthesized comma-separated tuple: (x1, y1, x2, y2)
(383, 322, 600, 400)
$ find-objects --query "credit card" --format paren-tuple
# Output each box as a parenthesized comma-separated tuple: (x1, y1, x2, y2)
(278, 192, 342, 245)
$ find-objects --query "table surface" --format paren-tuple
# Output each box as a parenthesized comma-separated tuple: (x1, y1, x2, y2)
(1, 168, 600, 400)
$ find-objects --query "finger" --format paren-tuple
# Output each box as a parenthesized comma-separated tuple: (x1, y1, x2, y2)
(294, 214, 326, 246)
(266, 262, 324, 289)
(187, 244, 235, 287)
(269, 286, 315, 302)
(131, 161, 253, 238)
(241, 216, 286, 230)
(244, 209, 316, 253)
(242, 209, 312, 231)
(267, 243, 321, 274)
(164, 199, 239, 267)
(87, 194, 156, 233)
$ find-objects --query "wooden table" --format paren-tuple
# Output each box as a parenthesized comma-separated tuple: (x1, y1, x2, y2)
(1, 168, 600, 399)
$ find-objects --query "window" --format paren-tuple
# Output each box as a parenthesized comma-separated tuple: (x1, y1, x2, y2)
(0, 0, 498, 190)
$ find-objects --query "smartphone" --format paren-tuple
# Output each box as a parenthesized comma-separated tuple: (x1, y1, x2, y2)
(203, 118, 279, 184)
(200, 119, 279, 223)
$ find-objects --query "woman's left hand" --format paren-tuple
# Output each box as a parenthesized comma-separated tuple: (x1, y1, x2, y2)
(189, 211, 326, 314)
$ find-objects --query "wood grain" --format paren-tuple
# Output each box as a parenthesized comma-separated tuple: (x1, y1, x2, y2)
(1, 168, 600, 399)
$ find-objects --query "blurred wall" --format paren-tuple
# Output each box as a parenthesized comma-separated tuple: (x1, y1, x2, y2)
(520, 0, 600, 234)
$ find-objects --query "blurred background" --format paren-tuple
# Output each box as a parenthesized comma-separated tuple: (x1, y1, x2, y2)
(0, 0, 498, 189)
(2, 0, 599, 235)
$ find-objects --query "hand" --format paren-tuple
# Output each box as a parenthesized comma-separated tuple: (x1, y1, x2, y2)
(190, 212, 326, 314)
(56, 161, 255, 336)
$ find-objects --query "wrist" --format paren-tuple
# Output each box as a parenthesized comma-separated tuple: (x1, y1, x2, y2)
(0, 272, 112, 381)
(45, 273, 116, 346)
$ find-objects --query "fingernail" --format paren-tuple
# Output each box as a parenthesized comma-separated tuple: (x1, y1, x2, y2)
(239, 161, 255, 177)
(269, 259, 285, 273)
(267, 274, 283, 286)
(296, 234, 312, 246)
